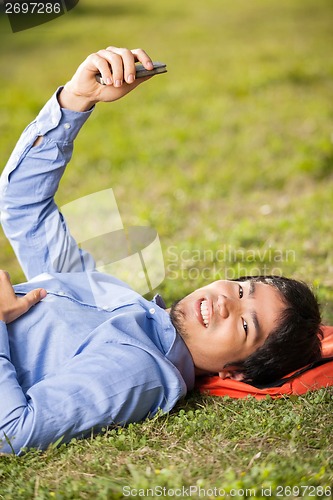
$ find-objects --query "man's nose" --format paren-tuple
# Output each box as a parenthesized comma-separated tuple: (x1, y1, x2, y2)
(217, 294, 236, 318)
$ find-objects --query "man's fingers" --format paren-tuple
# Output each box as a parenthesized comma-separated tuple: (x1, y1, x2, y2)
(101, 47, 137, 85)
(0, 269, 11, 283)
(19, 288, 47, 314)
(104, 46, 154, 83)
(0, 268, 47, 323)
(131, 48, 154, 70)
(96, 49, 128, 87)
(88, 53, 114, 86)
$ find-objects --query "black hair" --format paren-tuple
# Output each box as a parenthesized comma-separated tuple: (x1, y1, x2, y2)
(226, 275, 323, 386)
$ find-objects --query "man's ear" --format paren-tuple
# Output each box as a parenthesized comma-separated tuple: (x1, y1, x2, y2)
(218, 369, 245, 381)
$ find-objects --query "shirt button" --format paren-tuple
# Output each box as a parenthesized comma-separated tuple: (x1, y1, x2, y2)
(58, 291, 66, 296)
(102, 306, 110, 311)
(149, 308, 155, 314)
(64, 123, 71, 130)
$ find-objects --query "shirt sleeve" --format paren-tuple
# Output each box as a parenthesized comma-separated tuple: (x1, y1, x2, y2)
(0, 88, 96, 279)
(0, 337, 182, 455)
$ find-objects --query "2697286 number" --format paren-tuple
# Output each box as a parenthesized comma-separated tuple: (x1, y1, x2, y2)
(276, 485, 332, 497)
(5, 2, 62, 14)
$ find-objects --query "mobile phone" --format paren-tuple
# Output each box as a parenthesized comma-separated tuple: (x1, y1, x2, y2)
(95, 62, 167, 85)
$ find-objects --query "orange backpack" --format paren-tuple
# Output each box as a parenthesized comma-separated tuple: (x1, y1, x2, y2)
(196, 325, 333, 399)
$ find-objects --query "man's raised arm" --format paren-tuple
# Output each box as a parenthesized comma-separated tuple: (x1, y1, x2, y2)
(0, 47, 154, 280)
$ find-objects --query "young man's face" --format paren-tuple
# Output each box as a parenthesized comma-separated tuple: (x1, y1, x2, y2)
(169, 279, 285, 378)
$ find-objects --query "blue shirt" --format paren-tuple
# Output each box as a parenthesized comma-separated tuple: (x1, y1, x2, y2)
(0, 89, 195, 455)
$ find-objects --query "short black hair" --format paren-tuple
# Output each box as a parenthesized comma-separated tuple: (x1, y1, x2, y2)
(226, 275, 323, 386)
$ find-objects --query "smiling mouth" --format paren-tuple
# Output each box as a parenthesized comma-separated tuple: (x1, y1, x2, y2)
(200, 299, 210, 328)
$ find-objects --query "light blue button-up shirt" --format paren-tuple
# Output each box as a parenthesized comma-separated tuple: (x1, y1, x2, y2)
(0, 89, 195, 455)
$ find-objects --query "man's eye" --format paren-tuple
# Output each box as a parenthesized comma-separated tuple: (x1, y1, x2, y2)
(242, 318, 248, 336)
(238, 284, 244, 299)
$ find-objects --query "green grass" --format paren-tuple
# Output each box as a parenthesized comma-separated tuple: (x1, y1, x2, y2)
(1, 391, 333, 498)
(1, 0, 333, 496)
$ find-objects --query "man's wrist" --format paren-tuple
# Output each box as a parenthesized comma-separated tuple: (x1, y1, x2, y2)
(58, 84, 96, 112)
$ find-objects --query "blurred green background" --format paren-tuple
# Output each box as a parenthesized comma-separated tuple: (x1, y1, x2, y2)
(0, 0, 332, 320)
(0, 0, 333, 495)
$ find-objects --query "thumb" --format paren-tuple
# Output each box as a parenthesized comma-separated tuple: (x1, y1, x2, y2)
(20, 288, 47, 312)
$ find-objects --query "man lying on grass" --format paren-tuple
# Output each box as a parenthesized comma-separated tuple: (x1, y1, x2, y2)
(0, 45, 322, 455)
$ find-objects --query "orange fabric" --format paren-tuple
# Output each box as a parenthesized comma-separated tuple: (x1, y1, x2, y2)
(196, 325, 333, 400)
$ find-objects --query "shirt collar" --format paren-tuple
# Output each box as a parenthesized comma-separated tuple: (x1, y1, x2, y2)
(152, 293, 167, 309)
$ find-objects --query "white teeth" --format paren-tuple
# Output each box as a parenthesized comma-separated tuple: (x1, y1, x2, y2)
(200, 300, 209, 327)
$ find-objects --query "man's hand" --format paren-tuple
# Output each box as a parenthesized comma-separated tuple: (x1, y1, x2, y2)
(59, 46, 155, 112)
(0, 270, 47, 324)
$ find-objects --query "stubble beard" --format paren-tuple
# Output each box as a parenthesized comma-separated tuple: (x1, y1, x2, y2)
(169, 299, 189, 340)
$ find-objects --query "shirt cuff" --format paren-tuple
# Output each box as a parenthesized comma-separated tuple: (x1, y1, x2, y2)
(35, 87, 95, 143)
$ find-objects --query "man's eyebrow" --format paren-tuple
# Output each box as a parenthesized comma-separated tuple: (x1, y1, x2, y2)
(248, 281, 262, 342)
(249, 279, 256, 297)
(251, 310, 261, 343)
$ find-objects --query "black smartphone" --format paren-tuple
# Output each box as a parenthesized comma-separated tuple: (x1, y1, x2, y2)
(95, 62, 167, 85)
